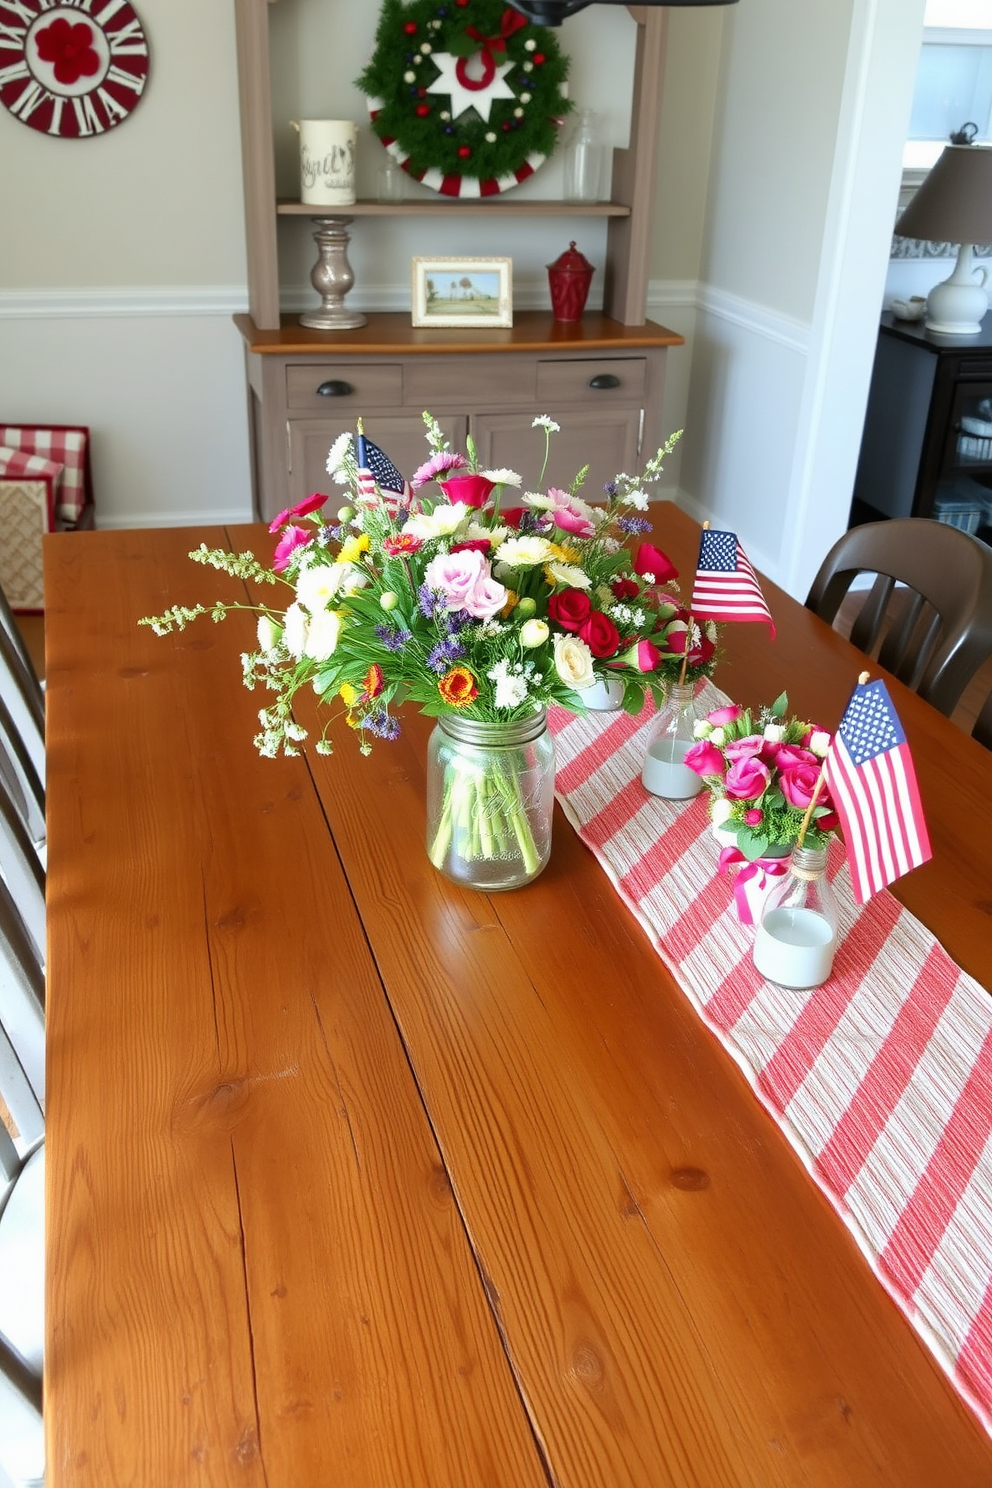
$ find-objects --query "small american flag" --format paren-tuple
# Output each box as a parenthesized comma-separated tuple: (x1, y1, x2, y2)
(691, 528, 775, 636)
(823, 678, 931, 904)
(355, 430, 410, 509)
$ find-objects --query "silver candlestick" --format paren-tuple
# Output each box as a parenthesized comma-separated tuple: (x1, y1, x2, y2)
(299, 216, 367, 330)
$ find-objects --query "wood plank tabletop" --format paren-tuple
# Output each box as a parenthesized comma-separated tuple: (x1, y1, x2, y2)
(43, 507, 992, 1486)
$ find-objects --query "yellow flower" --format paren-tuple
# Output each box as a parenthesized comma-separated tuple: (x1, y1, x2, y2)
(550, 541, 582, 565)
(500, 588, 519, 618)
(339, 681, 360, 707)
(337, 533, 370, 564)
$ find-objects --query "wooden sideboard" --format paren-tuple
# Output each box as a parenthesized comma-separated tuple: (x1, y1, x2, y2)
(236, 311, 684, 521)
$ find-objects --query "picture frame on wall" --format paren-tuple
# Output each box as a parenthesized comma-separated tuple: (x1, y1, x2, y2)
(411, 257, 513, 328)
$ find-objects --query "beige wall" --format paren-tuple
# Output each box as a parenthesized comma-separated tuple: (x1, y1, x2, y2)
(698, 0, 855, 324)
(0, 0, 245, 289)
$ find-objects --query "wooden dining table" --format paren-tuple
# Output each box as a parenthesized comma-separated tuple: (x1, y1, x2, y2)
(43, 504, 992, 1487)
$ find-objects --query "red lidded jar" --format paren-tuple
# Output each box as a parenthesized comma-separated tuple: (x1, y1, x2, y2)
(546, 241, 595, 322)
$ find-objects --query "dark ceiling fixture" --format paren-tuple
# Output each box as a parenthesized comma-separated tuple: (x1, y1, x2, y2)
(513, 0, 738, 23)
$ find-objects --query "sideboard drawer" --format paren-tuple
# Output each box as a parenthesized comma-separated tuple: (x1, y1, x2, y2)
(537, 358, 647, 404)
(404, 358, 537, 407)
(285, 364, 403, 412)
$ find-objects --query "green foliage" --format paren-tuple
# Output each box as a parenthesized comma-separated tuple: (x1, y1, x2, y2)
(356, 0, 572, 183)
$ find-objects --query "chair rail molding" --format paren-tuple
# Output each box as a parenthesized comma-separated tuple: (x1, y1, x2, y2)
(0, 288, 249, 320)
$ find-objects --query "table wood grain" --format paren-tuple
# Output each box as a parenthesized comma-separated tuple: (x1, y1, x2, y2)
(43, 508, 992, 1486)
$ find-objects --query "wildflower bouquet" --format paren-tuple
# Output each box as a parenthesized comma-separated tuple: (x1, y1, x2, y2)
(683, 692, 839, 861)
(141, 413, 695, 885)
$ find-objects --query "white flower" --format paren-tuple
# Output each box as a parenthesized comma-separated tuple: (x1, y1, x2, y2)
(625, 488, 650, 512)
(325, 431, 352, 481)
(494, 534, 554, 568)
(763, 723, 786, 743)
(481, 467, 522, 486)
(488, 659, 530, 709)
(693, 720, 713, 739)
(283, 602, 308, 659)
(552, 633, 595, 690)
(297, 560, 348, 610)
(545, 560, 590, 589)
(808, 729, 831, 757)
(708, 727, 726, 747)
(469, 519, 509, 546)
(256, 615, 282, 653)
(711, 797, 733, 827)
(402, 502, 470, 539)
(519, 618, 549, 648)
(523, 491, 555, 511)
(609, 603, 638, 627)
(532, 415, 560, 432)
(304, 607, 343, 662)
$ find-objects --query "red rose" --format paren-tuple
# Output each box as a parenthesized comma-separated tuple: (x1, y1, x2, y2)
(547, 589, 592, 632)
(500, 507, 526, 529)
(578, 610, 621, 659)
(633, 543, 678, 584)
(450, 539, 491, 555)
(611, 577, 640, 600)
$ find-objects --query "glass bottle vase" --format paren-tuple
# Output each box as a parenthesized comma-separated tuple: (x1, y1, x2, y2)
(641, 683, 703, 799)
(563, 107, 603, 203)
(426, 709, 554, 891)
(752, 844, 838, 989)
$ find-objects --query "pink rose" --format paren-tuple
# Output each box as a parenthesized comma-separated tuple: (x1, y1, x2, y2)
(438, 473, 495, 509)
(774, 744, 818, 772)
(633, 543, 679, 584)
(724, 734, 765, 762)
(707, 704, 741, 727)
(423, 549, 507, 620)
(551, 500, 596, 538)
(724, 756, 770, 801)
(272, 525, 312, 573)
(268, 491, 328, 533)
(684, 740, 726, 777)
(547, 589, 592, 633)
(778, 764, 823, 809)
(611, 639, 660, 672)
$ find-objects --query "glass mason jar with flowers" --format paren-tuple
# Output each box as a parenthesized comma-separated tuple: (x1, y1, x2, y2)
(682, 693, 838, 923)
(140, 413, 693, 890)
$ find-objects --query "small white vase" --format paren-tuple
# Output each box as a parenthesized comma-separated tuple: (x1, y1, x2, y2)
(583, 678, 625, 712)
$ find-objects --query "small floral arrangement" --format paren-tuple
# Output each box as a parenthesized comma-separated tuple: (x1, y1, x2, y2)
(684, 692, 839, 859)
(140, 414, 700, 759)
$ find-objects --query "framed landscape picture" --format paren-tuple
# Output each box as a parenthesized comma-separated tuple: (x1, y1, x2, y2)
(411, 257, 513, 328)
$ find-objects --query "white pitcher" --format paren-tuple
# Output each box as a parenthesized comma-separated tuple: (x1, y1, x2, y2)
(291, 119, 357, 208)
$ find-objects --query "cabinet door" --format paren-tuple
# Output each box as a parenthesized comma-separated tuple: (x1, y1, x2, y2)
(288, 415, 467, 506)
(472, 411, 641, 502)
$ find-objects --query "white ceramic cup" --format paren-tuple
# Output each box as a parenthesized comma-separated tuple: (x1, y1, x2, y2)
(292, 119, 357, 207)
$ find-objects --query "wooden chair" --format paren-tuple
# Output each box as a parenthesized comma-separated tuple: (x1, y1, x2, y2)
(0, 698, 44, 861)
(0, 877, 45, 1488)
(0, 778, 44, 971)
(973, 690, 992, 751)
(0, 627, 43, 792)
(0, 588, 42, 711)
(805, 518, 992, 717)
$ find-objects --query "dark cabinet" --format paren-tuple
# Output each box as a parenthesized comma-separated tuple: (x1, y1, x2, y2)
(852, 311, 992, 541)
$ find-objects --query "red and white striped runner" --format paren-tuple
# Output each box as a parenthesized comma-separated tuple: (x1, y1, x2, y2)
(550, 686, 992, 1434)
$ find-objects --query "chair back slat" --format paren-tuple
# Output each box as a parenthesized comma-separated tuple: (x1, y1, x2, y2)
(806, 519, 992, 716)
(0, 781, 45, 967)
(0, 875, 44, 1123)
(0, 694, 44, 850)
(0, 625, 44, 787)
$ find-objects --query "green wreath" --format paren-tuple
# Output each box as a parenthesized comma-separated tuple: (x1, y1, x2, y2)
(357, 0, 572, 195)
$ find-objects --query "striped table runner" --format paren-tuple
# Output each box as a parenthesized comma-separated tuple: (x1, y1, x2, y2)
(550, 685, 992, 1435)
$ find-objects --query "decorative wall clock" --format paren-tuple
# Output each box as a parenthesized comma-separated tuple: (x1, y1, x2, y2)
(0, 0, 150, 139)
(357, 0, 571, 197)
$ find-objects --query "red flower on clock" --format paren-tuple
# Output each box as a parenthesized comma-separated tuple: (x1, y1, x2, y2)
(35, 17, 101, 86)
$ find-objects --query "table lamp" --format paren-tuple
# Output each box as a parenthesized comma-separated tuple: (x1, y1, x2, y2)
(894, 144, 992, 335)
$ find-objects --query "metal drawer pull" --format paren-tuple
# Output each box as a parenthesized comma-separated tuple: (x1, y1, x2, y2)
(315, 379, 354, 397)
(588, 373, 621, 390)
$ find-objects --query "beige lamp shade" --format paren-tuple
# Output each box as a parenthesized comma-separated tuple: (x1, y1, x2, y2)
(894, 145, 992, 335)
(895, 144, 992, 245)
